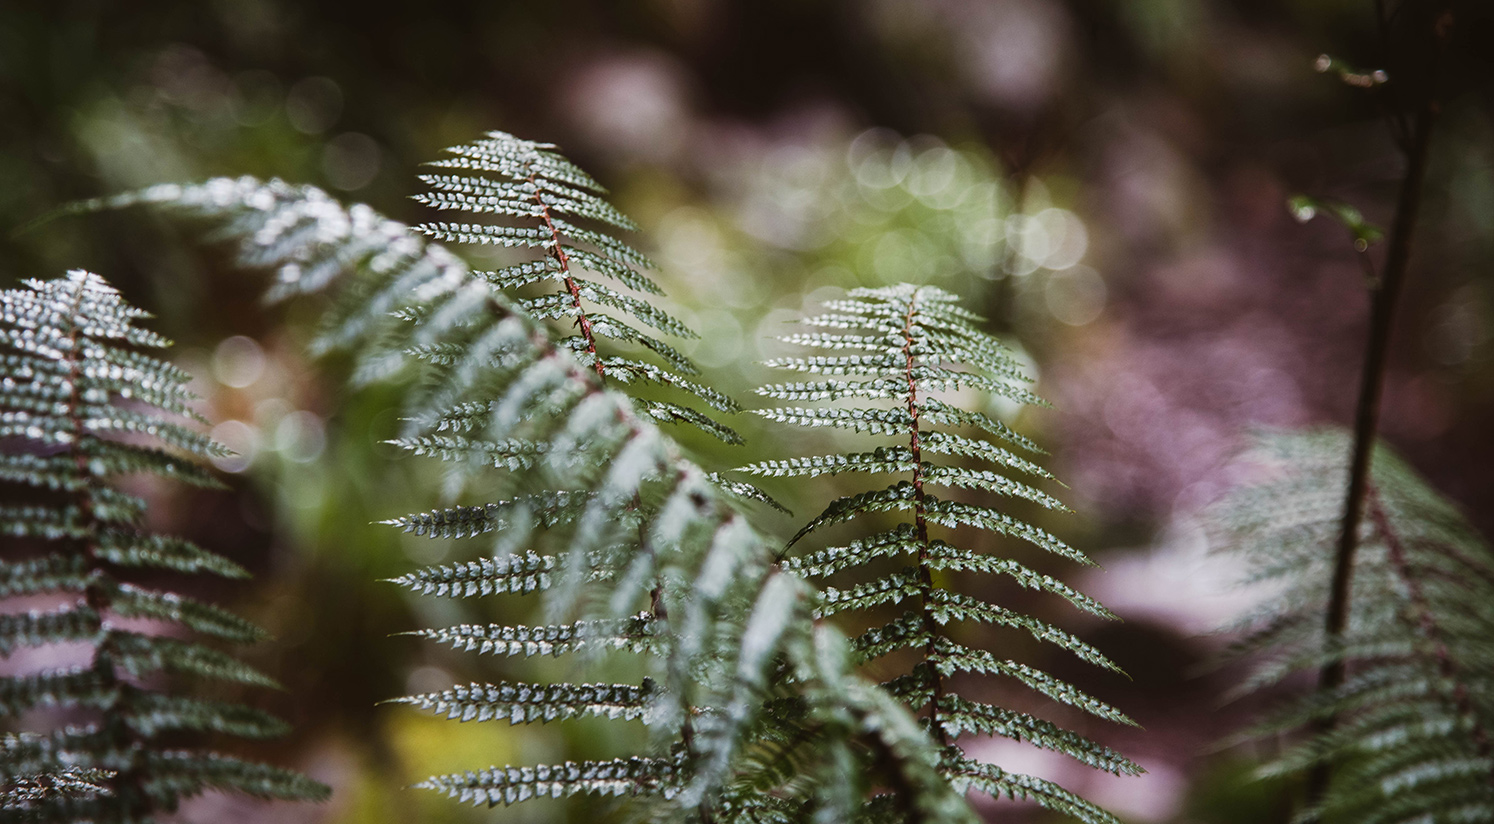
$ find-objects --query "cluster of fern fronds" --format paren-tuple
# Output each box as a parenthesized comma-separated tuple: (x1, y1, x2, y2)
(1211, 430, 1494, 824)
(38, 113, 1494, 824)
(0, 271, 327, 819)
(94, 135, 992, 821)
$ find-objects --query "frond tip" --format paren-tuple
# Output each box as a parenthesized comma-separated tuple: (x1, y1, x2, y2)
(412, 130, 741, 445)
(0, 270, 328, 818)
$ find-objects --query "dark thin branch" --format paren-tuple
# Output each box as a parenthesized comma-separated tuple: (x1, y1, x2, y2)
(1305, 7, 1448, 810)
(1374, 0, 1414, 149)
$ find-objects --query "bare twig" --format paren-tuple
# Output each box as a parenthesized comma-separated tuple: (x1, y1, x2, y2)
(1304, 3, 1451, 813)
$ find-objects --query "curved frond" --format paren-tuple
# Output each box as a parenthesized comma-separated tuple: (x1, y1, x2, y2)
(412, 131, 736, 444)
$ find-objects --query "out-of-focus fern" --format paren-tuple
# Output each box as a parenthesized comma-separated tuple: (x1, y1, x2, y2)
(0, 271, 328, 820)
(744, 284, 1138, 822)
(97, 154, 977, 820)
(1211, 429, 1494, 824)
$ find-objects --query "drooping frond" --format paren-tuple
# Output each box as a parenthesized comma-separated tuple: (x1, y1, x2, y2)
(0, 271, 328, 819)
(99, 170, 977, 820)
(745, 284, 1138, 821)
(1209, 429, 1494, 824)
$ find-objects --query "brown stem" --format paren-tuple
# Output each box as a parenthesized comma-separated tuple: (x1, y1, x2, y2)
(527, 171, 606, 381)
(1368, 489, 1493, 764)
(1306, 16, 1445, 809)
(899, 290, 946, 747)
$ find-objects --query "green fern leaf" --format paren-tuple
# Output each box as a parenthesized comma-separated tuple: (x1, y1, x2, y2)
(142, 751, 329, 802)
(940, 754, 1121, 824)
(414, 755, 686, 807)
(385, 552, 559, 596)
(402, 614, 660, 657)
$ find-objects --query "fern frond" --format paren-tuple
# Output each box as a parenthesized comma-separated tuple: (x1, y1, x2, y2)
(940, 754, 1122, 824)
(936, 696, 1140, 775)
(384, 552, 562, 596)
(141, 751, 330, 802)
(740, 451, 1061, 502)
(748, 284, 1136, 818)
(381, 492, 589, 539)
(110, 583, 269, 643)
(792, 486, 1087, 563)
(0, 739, 115, 811)
(0, 271, 328, 818)
(1210, 429, 1494, 822)
(125, 694, 292, 738)
(94, 531, 250, 578)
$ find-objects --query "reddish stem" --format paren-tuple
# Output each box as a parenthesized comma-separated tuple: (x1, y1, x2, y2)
(527, 171, 606, 381)
(900, 290, 946, 746)
(1369, 489, 1492, 765)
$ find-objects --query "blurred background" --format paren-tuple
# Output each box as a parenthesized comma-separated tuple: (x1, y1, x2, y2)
(3, 1, 1493, 822)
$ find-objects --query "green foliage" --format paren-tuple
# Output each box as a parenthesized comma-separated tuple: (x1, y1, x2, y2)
(1211, 430, 1494, 824)
(1286, 195, 1384, 252)
(745, 284, 1139, 821)
(99, 140, 981, 821)
(0, 271, 328, 819)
